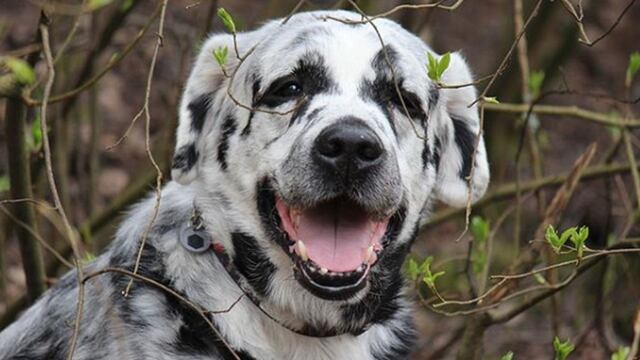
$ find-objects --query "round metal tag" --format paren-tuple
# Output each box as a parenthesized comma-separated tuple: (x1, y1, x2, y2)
(179, 224, 212, 253)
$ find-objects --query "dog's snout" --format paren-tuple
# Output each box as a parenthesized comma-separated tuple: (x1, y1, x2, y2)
(313, 119, 384, 176)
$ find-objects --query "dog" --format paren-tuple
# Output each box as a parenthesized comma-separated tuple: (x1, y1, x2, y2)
(0, 10, 489, 359)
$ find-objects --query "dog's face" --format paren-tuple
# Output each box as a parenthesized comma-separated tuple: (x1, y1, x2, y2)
(171, 10, 488, 330)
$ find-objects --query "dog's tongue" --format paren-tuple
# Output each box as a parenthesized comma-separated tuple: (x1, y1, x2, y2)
(295, 201, 383, 272)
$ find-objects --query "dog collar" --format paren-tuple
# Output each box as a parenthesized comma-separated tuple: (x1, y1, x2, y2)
(178, 206, 371, 338)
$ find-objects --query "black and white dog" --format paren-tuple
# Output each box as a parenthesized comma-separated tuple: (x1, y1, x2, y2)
(0, 10, 489, 359)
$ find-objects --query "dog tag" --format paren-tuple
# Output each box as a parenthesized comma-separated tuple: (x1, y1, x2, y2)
(180, 224, 212, 253)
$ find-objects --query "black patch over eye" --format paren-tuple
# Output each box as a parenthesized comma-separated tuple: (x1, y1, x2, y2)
(259, 75, 304, 107)
(390, 89, 425, 121)
(361, 76, 427, 125)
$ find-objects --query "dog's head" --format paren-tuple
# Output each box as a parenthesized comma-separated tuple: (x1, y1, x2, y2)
(171, 10, 488, 331)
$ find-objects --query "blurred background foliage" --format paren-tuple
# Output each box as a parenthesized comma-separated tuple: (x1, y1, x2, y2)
(1, 0, 640, 359)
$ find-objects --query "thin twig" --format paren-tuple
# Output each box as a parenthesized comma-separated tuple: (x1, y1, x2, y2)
(0, 205, 74, 269)
(471, 0, 544, 107)
(483, 101, 640, 127)
(23, 4, 162, 107)
(123, 0, 169, 297)
(39, 20, 86, 360)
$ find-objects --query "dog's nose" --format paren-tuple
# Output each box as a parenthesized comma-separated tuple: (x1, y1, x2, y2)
(313, 118, 384, 176)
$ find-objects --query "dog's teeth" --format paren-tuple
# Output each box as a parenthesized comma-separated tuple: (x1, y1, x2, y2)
(367, 251, 378, 265)
(364, 245, 374, 263)
(289, 244, 295, 254)
(296, 240, 308, 261)
(292, 211, 301, 229)
(356, 265, 364, 272)
(319, 267, 328, 275)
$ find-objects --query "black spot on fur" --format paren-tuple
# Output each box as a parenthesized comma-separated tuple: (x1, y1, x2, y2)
(168, 298, 256, 359)
(360, 78, 397, 136)
(371, 45, 398, 75)
(231, 232, 276, 298)
(452, 116, 475, 179)
(427, 86, 440, 112)
(154, 209, 187, 235)
(371, 322, 417, 360)
(240, 79, 262, 137)
(421, 141, 431, 170)
(289, 99, 311, 127)
(108, 242, 169, 330)
(360, 78, 426, 137)
(241, 111, 255, 137)
(433, 136, 442, 172)
(48, 271, 76, 298)
(288, 27, 331, 48)
(188, 94, 212, 133)
(362, 46, 427, 135)
(9, 326, 66, 359)
(172, 144, 199, 171)
(217, 116, 237, 171)
(107, 241, 254, 358)
(306, 107, 323, 122)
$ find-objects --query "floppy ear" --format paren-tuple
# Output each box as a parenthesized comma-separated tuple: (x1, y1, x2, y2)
(171, 33, 233, 185)
(171, 29, 267, 184)
(433, 52, 490, 207)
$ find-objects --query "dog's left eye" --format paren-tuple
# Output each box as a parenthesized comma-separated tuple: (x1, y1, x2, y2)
(390, 90, 424, 120)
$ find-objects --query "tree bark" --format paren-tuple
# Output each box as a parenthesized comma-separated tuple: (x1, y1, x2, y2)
(4, 96, 47, 304)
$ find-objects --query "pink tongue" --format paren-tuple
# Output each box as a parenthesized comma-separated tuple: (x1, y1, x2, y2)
(296, 202, 381, 272)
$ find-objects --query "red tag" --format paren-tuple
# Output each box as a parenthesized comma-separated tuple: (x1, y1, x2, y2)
(213, 242, 226, 254)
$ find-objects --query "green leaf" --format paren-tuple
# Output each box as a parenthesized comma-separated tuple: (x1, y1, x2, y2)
(611, 346, 630, 360)
(426, 52, 451, 82)
(423, 270, 445, 288)
(626, 52, 640, 87)
(472, 251, 486, 275)
(437, 52, 451, 79)
(534, 273, 547, 285)
(88, 0, 113, 11)
(607, 125, 622, 140)
(419, 256, 445, 289)
(529, 70, 545, 98)
(553, 337, 575, 360)
(569, 226, 589, 259)
(427, 52, 438, 81)
(501, 351, 515, 360)
(120, 0, 134, 11)
(545, 225, 564, 253)
(0, 175, 10, 193)
(418, 256, 434, 274)
(217, 8, 236, 34)
(406, 258, 420, 281)
(3, 57, 35, 85)
(470, 216, 490, 244)
(483, 96, 500, 104)
(213, 46, 229, 67)
(31, 115, 42, 151)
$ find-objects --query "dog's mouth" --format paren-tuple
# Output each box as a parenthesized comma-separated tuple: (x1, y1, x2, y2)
(258, 180, 403, 300)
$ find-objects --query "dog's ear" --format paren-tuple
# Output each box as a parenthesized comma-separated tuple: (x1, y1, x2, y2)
(172, 33, 233, 184)
(172, 30, 263, 184)
(433, 52, 490, 207)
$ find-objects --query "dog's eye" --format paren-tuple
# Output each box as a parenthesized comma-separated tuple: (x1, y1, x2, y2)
(390, 90, 424, 120)
(274, 81, 303, 98)
(260, 77, 304, 107)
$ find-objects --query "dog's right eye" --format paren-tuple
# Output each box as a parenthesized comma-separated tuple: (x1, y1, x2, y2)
(275, 81, 303, 98)
(259, 77, 304, 107)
